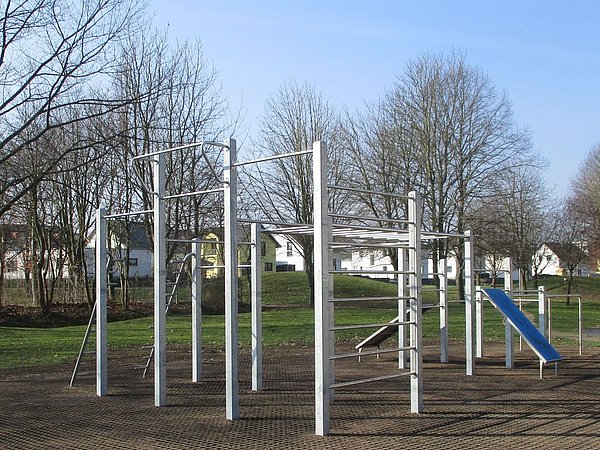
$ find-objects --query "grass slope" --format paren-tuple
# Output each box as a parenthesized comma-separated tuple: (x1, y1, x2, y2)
(1, 273, 600, 370)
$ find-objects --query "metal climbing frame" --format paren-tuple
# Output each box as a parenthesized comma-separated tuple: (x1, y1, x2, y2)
(313, 141, 423, 436)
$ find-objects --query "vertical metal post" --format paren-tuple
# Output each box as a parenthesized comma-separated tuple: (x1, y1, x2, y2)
(153, 153, 167, 406)
(314, 140, 331, 436)
(223, 138, 239, 420)
(578, 297, 583, 356)
(504, 259, 514, 369)
(251, 223, 262, 391)
(538, 286, 546, 339)
(475, 285, 483, 358)
(96, 208, 107, 396)
(548, 298, 553, 342)
(192, 239, 202, 382)
(398, 248, 408, 369)
(408, 191, 423, 413)
(438, 258, 448, 363)
(464, 230, 475, 376)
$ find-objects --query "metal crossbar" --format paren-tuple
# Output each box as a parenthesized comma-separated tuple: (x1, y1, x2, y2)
(233, 149, 313, 167)
(330, 346, 415, 361)
(331, 321, 414, 331)
(328, 185, 411, 200)
(162, 188, 224, 200)
(329, 213, 410, 225)
(105, 209, 153, 219)
(330, 296, 413, 303)
(330, 372, 413, 389)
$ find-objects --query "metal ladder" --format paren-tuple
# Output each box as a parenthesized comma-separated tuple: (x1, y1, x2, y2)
(135, 252, 195, 378)
(70, 255, 120, 386)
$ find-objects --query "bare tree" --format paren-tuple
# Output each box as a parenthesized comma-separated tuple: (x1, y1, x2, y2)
(571, 144, 600, 264)
(494, 164, 555, 289)
(0, 0, 143, 217)
(353, 52, 530, 298)
(246, 81, 353, 306)
(554, 201, 590, 301)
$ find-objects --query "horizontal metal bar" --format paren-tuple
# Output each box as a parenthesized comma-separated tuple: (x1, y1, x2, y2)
(330, 269, 413, 275)
(166, 239, 223, 244)
(422, 272, 443, 276)
(331, 296, 413, 303)
(334, 223, 411, 234)
(162, 188, 224, 200)
(546, 294, 582, 298)
(330, 372, 413, 389)
(132, 141, 228, 161)
(233, 149, 313, 167)
(331, 321, 414, 331)
(513, 290, 539, 294)
(328, 185, 410, 200)
(105, 209, 153, 219)
(329, 241, 412, 249)
(422, 231, 470, 239)
(331, 346, 415, 361)
(238, 219, 311, 228)
(329, 213, 410, 225)
(474, 268, 511, 273)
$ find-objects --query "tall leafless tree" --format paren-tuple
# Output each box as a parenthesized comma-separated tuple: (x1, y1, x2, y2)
(353, 52, 531, 299)
(246, 81, 353, 306)
(571, 144, 600, 264)
(0, 0, 143, 217)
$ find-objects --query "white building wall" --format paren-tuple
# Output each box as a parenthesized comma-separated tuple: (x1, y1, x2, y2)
(273, 234, 306, 271)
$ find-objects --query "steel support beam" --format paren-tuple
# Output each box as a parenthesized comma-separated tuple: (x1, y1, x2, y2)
(223, 138, 239, 420)
(96, 208, 107, 396)
(251, 223, 262, 391)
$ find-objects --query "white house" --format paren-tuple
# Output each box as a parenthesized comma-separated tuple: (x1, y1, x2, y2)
(273, 234, 306, 272)
(86, 222, 153, 279)
(532, 242, 590, 277)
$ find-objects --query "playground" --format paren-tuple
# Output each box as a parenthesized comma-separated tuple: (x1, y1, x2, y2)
(2, 342, 600, 449)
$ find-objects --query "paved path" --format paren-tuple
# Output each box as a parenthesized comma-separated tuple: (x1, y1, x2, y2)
(1, 343, 599, 449)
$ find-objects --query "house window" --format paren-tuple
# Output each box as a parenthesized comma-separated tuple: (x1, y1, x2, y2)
(538, 255, 543, 263)
(264, 262, 273, 272)
(383, 266, 388, 271)
(129, 258, 138, 266)
(448, 266, 453, 273)
(287, 242, 293, 257)
(5, 259, 17, 272)
(546, 255, 552, 262)
(207, 243, 217, 255)
(370, 254, 375, 266)
(261, 242, 267, 257)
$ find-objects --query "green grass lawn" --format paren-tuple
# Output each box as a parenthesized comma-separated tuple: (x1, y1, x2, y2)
(1, 273, 600, 370)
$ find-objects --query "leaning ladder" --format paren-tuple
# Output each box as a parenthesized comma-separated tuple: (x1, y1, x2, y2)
(70, 255, 119, 387)
(135, 252, 195, 378)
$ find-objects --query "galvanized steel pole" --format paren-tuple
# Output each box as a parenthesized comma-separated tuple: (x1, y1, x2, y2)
(96, 208, 107, 396)
(224, 138, 239, 420)
(314, 141, 331, 436)
(153, 154, 167, 406)
(464, 230, 475, 376)
(192, 239, 202, 382)
(251, 223, 263, 391)
(408, 191, 423, 412)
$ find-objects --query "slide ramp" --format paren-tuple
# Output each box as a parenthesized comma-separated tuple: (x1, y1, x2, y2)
(355, 305, 433, 351)
(482, 288, 561, 363)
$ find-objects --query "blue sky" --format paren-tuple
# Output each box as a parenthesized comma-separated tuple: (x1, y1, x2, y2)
(149, 1, 600, 197)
